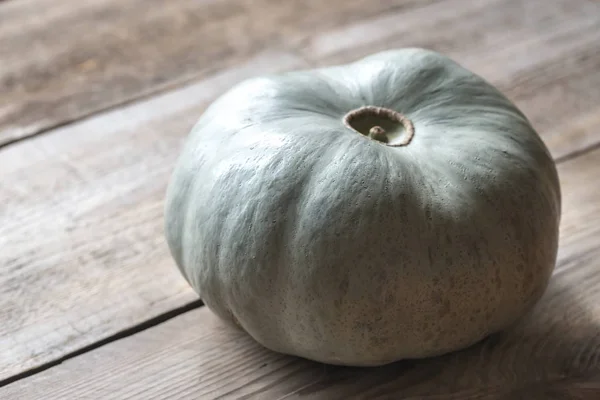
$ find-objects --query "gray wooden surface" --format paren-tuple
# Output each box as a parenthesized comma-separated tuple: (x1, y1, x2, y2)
(1, 0, 600, 398)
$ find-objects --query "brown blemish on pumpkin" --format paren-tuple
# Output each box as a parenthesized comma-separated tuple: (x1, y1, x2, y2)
(438, 299, 451, 317)
(448, 276, 456, 289)
(338, 276, 349, 293)
(495, 278, 502, 289)
(423, 330, 435, 342)
(370, 335, 390, 347)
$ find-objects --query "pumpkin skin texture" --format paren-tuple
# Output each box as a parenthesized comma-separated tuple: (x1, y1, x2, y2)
(164, 48, 561, 366)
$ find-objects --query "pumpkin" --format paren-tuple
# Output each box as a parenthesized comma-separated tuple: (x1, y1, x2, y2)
(164, 48, 561, 366)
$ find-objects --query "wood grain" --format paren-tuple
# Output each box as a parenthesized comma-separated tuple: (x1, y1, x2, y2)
(2, 0, 600, 390)
(298, 0, 600, 160)
(4, 0, 599, 160)
(0, 50, 308, 382)
(0, 0, 434, 147)
(3, 139, 600, 400)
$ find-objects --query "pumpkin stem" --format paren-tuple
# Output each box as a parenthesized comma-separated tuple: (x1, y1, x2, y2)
(368, 126, 388, 143)
(343, 106, 414, 146)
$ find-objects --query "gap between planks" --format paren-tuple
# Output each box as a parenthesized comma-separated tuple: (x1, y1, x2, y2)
(0, 300, 202, 388)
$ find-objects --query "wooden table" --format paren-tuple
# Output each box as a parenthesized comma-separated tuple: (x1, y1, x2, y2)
(1, 0, 600, 398)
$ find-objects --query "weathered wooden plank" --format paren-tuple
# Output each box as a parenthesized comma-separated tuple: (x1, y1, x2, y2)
(2, 145, 599, 399)
(2, 0, 600, 385)
(298, 0, 600, 160)
(0, 50, 308, 382)
(298, 0, 600, 64)
(0, 0, 433, 146)
(5, 0, 597, 153)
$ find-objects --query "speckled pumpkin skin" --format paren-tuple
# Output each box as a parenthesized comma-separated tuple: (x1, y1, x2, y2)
(164, 48, 561, 366)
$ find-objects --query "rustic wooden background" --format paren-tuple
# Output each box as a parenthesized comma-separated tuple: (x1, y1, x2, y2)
(1, 0, 600, 398)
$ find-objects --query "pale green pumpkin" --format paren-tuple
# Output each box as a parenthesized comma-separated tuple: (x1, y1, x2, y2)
(164, 48, 561, 366)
